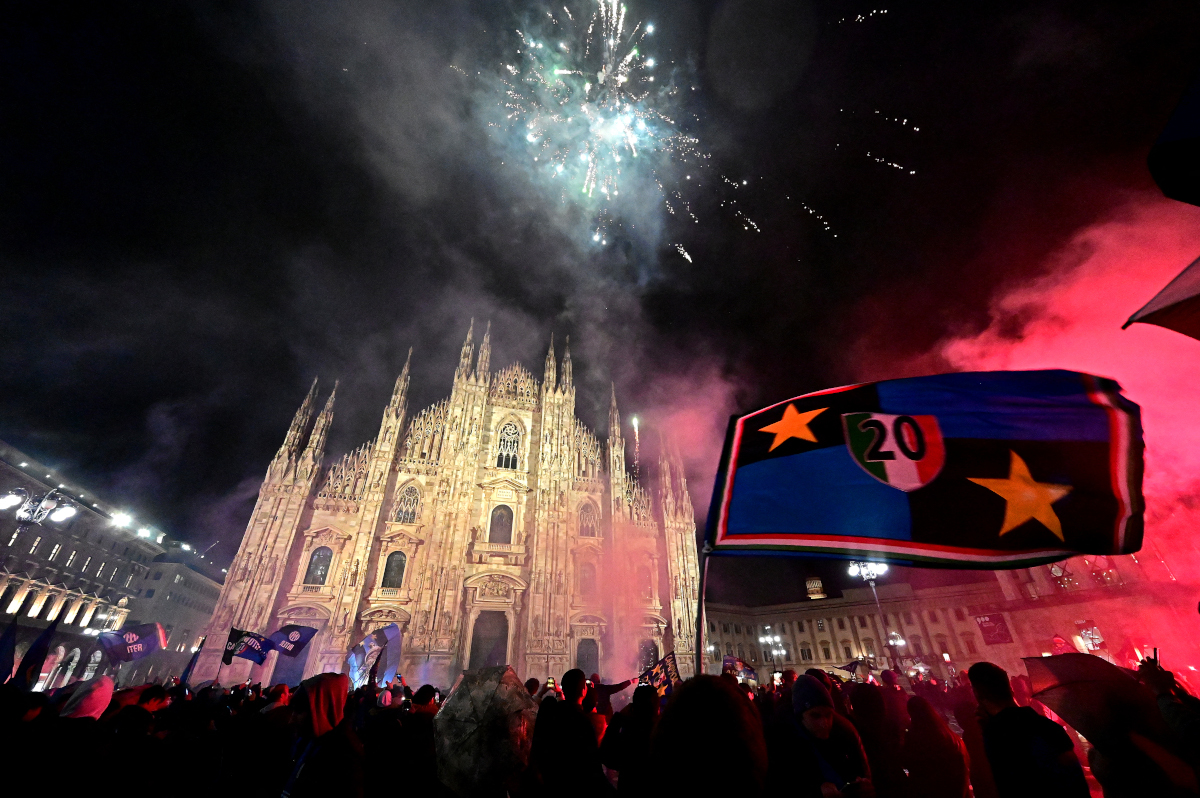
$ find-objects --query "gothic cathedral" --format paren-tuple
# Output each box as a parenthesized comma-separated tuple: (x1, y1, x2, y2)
(193, 323, 700, 688)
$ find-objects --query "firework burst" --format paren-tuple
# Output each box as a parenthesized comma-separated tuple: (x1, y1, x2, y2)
(496, 1, 711, 244)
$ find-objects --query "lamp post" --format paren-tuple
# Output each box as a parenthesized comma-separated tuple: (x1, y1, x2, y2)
(758, 626, 787, 681)
(847, 561, 904, 672)
(0, 487, 77, 528)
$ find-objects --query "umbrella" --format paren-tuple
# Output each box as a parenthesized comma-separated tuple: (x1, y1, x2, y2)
(433, 665, 538, 797)
(1023, 654, 1197, 791)
(1123, 254, 1200, 340)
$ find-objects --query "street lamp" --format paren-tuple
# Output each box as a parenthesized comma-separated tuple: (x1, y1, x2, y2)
(848, 560, 903, 672)
(1, 488, 76, 528)
(758, 627, 787, 677)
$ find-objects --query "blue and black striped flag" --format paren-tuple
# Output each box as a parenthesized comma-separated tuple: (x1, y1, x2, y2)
(707, 370, 1144, 568)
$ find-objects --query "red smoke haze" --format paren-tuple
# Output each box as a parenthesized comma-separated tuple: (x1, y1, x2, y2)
(865, 195, 1200, 581)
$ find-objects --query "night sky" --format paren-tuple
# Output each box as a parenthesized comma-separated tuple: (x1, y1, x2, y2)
(3, 1, 1199, 603)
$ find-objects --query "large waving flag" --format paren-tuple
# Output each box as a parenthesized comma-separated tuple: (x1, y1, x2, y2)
(231, 631, 274, 665)
(268, 625, 318, 657)
(707, 370, 1144, 568)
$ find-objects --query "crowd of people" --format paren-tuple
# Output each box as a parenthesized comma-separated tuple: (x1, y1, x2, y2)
(3, 656, 1200, 797)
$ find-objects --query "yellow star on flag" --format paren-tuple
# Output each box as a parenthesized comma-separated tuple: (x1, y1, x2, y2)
(758, 404, 828, 451)
(969, 450, 1072, 541)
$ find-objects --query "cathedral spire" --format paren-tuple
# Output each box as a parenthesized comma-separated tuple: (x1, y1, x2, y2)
(455, 319, 475, 381)
(389, 348, 412, 415)
(543, 333, 557, 391)
(296, 381, 336, 481)
(560, 335, 573, 390)
(475, 321, 491, 379)
(608, 382, 621, 440)
(274, 377, 319, 466)
(658, 431, 677, 512)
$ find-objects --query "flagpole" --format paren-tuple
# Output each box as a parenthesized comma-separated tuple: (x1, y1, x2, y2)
(694, 543, 711, 678)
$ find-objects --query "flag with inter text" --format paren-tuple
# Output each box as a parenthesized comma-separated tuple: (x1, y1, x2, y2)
(706, 370, 1144, 568)
(222, 627, 248, 665)
(268, 625, 318, 657)
(98, 622, 167, 663)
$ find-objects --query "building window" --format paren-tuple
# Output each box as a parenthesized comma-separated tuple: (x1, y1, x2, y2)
(837, 618, 846, 630)
(394, 484, 421, 523)
(145, 589, 155, 598)
(954, 608, 966, 622)
(784, 647, 793, 662)
(173, 574, 182, 584)
(65, 550, 77, 568)
(822, 644, 831, 659)
(734, 624, 742, 634)
(864, 639, 876, 657)
(97, 561, 106, 576)
(843, 645, 852, 659)
(82, 556, 92, 572)
(817, 619, 825, 631)
(109, 566, 118, 581)
(381, 551, 407, 589)
(303, 546, 333, 585)
(6, 530, 17, 547)
(911, 636, 923, 656)
(495, 422, 520, 470)
(579, 561, 597, 599)
(737, 644, 744, 660)
(709, 622, 716, 633)
(722, 624, 730, 634)
(964, 635, 978, 655)
(124, 573, 134, 587)
(929, 610, 939, 623)
(938, 638, 950, 657)
(48, 543, 61, 560)
(858, 615, 868, 628)
(903, 611, 914, 625)
(578, 504, 599, 537)
(761, 649, 768, 662)
(28, 536, 41, 555)
(488, 505, 514, 545)
(153, 571, 162, 580)
(800, 647, 813, 661)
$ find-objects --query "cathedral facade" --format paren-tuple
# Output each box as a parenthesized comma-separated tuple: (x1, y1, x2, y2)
(192, 324, 700, 688)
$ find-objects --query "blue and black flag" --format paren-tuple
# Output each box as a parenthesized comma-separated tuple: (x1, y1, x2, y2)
(639, 651, 683, 702)
(268, 625, 318, 657)
(98, 622, 167, 663)
(222, 627, 248, 665)
(707, 370, 1144, 568)
(232, 631, 274, 665)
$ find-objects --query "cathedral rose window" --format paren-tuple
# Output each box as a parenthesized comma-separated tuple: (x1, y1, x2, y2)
(496, 422, 520, 470)
(381, 551, 407, 589)
(304, 546, 333, 585)
(489, 505, 514, 545)
(394, 484, 421, 524)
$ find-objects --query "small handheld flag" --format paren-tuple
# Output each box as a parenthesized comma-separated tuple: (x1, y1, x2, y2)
(232, 631, 274, 665)
(639, 651, 683, 702)
(268, 625, 318, 657)
(178, 636, 205, 686)
(222, 627, 247, 665)
(721, 655, 757, 683)
(707, 370, 1144, 568)
(98, 622, 167, 663)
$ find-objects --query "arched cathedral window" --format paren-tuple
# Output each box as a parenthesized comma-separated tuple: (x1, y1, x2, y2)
(304, 546, 332, 585)
(381, 551, 407, 589)
(578, 504, 599, 537)
(496, 423, 520, 470)
(489, 505, 513, 545)
(394, 484, 420, 524)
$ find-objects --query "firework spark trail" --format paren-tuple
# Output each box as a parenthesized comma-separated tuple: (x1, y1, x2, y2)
(491, 0, 757, 251)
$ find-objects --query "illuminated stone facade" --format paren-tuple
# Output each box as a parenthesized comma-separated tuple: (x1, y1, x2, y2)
(193, 324, 700, 687)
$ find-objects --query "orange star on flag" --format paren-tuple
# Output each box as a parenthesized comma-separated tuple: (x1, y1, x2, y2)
(758, 404, 828, 451)
(969, 450, 1072, 541)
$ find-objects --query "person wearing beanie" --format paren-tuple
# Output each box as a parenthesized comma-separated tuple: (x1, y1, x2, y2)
(767, 675, 875, 798)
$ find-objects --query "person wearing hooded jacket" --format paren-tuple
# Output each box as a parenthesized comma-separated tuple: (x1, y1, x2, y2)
(282, 673, 363, 798)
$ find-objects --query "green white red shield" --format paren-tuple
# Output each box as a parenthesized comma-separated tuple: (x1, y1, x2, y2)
(841, 412, 945, 491)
